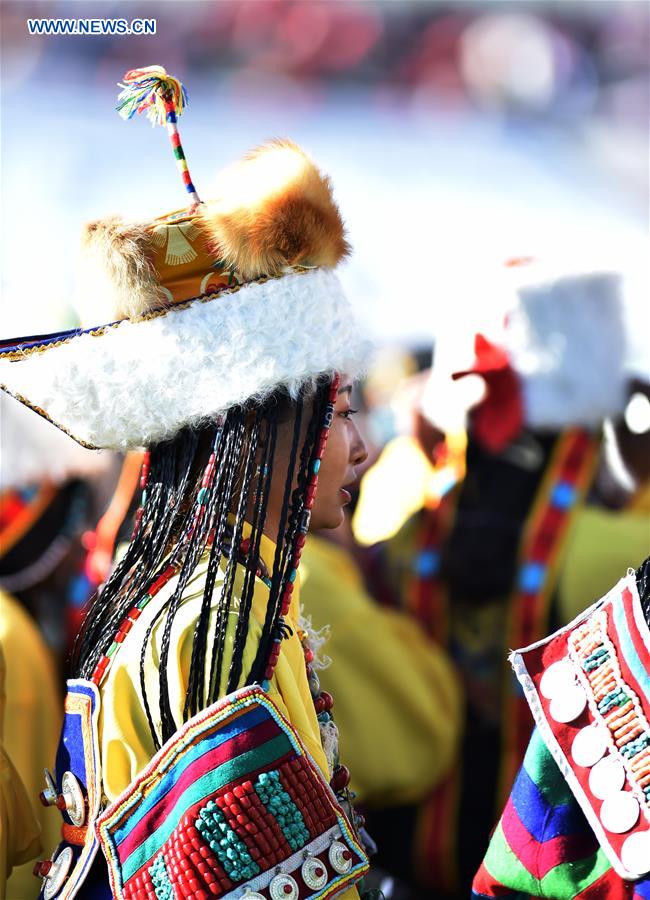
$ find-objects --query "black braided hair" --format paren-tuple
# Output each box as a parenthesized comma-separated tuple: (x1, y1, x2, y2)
(636, 556, 650, 627)
(73, 377, 333, 748)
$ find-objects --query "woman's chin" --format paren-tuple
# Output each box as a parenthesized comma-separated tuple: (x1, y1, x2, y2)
(310, 502, 345, 532)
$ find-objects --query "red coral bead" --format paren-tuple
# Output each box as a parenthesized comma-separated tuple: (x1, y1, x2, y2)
(330, 764, 351, 791)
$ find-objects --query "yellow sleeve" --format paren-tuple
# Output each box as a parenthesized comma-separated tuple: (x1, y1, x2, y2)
(0, 592, 61, 899)
(0, 742, 42, 891)
(301, 536, 462, 807)
(558, 506, 650, 625)
(99, 553, 329, 800)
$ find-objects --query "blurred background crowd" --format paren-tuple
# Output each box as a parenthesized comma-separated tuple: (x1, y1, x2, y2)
(1, 1, 648, 899)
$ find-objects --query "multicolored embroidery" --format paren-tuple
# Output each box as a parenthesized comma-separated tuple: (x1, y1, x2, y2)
(505, 573, 650, 883)
(97, 686, 368, 899)
(569, 610, 650, 816)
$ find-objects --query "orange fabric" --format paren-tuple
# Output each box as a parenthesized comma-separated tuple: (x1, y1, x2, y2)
(147, 209, 237, 304)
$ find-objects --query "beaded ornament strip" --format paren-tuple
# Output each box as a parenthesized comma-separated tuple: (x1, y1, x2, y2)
(569, 611, 650, 817)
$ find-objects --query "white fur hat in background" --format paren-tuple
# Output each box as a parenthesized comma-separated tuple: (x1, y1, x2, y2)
(421, 259, 629, 437)
(503, 261, 627, 429)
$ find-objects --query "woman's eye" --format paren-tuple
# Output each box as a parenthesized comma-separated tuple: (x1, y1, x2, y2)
(340, 408, 359, 419)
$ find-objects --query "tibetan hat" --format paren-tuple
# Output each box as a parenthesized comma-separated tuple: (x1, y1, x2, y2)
(423, 258, 629, 452)
(0, 67, 367, 450)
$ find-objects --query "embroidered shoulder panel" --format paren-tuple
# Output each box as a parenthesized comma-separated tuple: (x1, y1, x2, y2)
(96, 685, 369, 899)
(511, 572, 650, 881)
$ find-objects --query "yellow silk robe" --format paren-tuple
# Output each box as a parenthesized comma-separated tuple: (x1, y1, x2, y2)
(98, 529, 359, 898)
(301, 534, 462, 807)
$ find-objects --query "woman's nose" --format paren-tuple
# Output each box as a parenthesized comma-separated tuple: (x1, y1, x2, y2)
(351, 422, 368, 466)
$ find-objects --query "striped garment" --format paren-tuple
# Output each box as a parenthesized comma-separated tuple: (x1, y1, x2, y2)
(472, 572, 650, 899)
(97, 685, 368, 899)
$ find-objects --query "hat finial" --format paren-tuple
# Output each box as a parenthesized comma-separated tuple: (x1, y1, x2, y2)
(116, 65, 201, 206)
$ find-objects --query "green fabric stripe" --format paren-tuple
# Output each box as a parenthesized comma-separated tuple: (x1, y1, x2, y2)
(173, 146, 185, 160)
(539, 847, 610, 897)
(482, 821, 543, 895)
(482, 820, 611, 899)
(522, 729, 574, 808)
(122, 733, 289, 882)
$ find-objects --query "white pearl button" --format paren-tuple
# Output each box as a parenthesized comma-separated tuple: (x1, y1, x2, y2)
(571, 725, 609, 768)
(540, 658, 576, 699)
(621, 830, 650, 877)
(589, 754, 626, 800)
(600, 791, 640, 834)
(549, 684, 587, 723)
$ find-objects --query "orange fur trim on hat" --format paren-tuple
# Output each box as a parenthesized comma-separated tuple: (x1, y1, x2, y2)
(81, 216, 166, 321)
(78, 141, 349, 323)
(200, 140, 350, 279)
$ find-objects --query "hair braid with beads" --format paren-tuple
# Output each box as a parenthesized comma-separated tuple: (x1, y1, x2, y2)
(73, 378, 333, 747)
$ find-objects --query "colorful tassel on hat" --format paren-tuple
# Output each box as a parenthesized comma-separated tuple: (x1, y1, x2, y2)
(116, 65, 201, 205)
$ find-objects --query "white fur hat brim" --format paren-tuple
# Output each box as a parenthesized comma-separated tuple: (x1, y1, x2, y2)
(0, 268, 369, 451)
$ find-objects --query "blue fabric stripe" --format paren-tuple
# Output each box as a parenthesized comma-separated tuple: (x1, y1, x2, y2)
(0, 323, 123, 355)
(112, 704, 268, 845)
(511, 764, 584, 842)
(634, 877, 650, 899)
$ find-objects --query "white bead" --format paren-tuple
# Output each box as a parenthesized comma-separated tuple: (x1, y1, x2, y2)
(43, 847, 73, 899)
(571, 725, 608, 768)
(328, 840, 353, 874)
(600, 791, 640, 834)
(621, 830, 650, 877)
(301, 856, 328, 889)
(589, 754, 626, 800)
(269, 874, 299, 900)
(540, 658, 575, 699)
(549, 684, 587, 723)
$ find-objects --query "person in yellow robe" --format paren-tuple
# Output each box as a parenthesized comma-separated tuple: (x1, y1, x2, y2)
(300, 530, 462, 809)
(13, 67, 377, 899)
(0, 619, 43, 898)
(0, 590, 62, 899)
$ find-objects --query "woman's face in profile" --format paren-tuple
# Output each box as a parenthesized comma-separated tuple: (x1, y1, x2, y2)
(310, 376, 367, 531)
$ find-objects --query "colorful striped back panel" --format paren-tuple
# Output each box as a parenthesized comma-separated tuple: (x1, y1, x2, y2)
(473, 571, 650, 898)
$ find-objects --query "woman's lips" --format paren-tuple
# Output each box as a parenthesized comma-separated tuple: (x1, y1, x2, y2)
(339, 487, 352, 504)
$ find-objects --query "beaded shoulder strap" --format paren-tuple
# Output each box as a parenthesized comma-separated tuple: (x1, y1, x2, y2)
(510, 570, 650, 880)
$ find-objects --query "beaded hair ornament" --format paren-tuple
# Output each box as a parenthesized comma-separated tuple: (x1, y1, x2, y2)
(72, 66, 350, 744)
